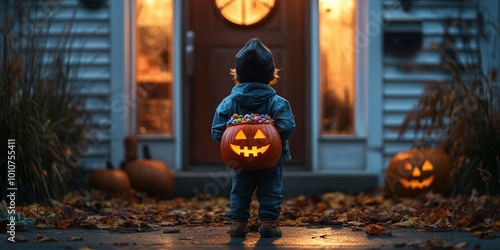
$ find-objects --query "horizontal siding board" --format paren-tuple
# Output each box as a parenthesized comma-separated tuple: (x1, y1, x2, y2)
(384, 97, 419, 112)
(75, 82, 110, 96)
(383, 9, 477, 21)
(383, 112, 409, 127)
(44, 37, 109, 50)
(40, 7, 109, 22)
(40, 57, 109, 67)
(384, 51, 477, 65)
(383, 0, 478, 8)
(383, 82, 426, 96)
(72, 70, 110, 80)
(383, 66, 450, 81)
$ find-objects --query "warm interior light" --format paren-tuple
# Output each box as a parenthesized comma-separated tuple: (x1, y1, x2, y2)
(320, 0, 356, 134)
(215, 0, 276, 26)
(137, 0, 173, 26)
(135, 0, 173, 135)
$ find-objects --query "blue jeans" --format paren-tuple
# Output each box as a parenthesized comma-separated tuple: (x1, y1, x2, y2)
(227, 165, 283, 221)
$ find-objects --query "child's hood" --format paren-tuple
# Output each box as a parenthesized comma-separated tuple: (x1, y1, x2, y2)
(230, 82, 276, 108)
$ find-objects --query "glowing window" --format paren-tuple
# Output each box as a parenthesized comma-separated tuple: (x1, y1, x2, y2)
(135, 0, 173, 135)
(320, 0, 356, 135)
(214, 0, 276, 26)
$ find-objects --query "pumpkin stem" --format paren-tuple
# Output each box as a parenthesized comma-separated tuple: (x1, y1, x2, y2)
(106, 160, 114, 170)
(143, 145, 152, 160)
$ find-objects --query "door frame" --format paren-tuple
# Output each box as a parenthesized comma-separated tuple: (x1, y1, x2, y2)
(180, 0, 312, 171)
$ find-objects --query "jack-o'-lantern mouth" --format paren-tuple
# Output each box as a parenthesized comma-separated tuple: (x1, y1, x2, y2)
(399, 175, 434, 189)
(230, 144, 270, 157)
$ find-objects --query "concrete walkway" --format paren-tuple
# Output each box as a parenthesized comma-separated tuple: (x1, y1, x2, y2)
(2, 225, 497, 250)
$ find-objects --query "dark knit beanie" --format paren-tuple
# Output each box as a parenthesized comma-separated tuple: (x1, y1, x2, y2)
(235, 38, 275, 83)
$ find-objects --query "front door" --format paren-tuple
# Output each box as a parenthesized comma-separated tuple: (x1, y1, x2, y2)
(186, 0, 307, 167)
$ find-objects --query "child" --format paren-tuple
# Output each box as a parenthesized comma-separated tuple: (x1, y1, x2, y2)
(211, 38, 296, 238)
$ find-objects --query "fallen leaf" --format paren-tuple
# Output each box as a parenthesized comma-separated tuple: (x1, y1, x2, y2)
(113, 242, 131, 246)
(14, 235, 29, 242)
(67, 236, 84, 241)
(163, 228, 180, 234)
(365, 224, 391, 236)
(79, 247, 95, 250)
(454, 242, 468, 249)
(35, 223, 54, 229)
(37, 236, 58, 242)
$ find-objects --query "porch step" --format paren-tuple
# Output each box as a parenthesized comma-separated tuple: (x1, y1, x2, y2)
(172, 172, 379, 199)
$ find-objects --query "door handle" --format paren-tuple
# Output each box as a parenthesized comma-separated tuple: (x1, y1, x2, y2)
(185, 30, 195, 77)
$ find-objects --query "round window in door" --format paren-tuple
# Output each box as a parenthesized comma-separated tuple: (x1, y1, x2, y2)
(214, 0, 276, 26)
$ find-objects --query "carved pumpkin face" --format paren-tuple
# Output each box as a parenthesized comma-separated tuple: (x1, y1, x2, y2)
(220, 123, 281, 170)
(384, 148, 453, 197)
(398, 159, 435, 189)
(230, 128, 270, 157)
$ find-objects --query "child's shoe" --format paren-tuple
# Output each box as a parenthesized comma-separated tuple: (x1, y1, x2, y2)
(229, 220, 248, 237)
(259, 218, 282, 237)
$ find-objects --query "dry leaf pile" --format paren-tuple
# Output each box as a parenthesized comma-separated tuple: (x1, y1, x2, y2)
(1, 189, 499, 238)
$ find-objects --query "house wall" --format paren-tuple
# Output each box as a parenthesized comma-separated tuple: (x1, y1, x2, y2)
(381, 0, 481, 175)
(48, 0, 495, 179)
(49, 0, 112, 169)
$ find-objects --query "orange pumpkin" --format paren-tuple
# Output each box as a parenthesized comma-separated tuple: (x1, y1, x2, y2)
(220, 123, 281, 170)
(384, 148, 453, 197)
(89, 161, 131, 193)
(125, 145, 174, 198)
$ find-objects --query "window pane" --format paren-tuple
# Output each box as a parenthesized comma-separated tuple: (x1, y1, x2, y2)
(136, 0, 173, 135)
(320, 0, 356, 135)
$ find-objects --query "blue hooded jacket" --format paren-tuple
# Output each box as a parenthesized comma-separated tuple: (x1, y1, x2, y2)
(212, 82, 296, 163)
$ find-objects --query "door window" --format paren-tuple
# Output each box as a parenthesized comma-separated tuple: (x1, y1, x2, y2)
(135, 0, 174, 135)
(320, 0, 356, 135)
(214, 0, 276, 26)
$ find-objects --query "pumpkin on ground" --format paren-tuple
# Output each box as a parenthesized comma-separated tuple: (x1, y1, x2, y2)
(88, 161, 131, 193)
(125, 145, 174, 198)
(384, 148, 453, 197)
(220, 114, 281, 170)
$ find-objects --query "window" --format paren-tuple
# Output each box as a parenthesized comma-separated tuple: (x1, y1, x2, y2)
(319, 0, 356, 135)
(135, 0, 173, 135)
(214, 0, 276, 26)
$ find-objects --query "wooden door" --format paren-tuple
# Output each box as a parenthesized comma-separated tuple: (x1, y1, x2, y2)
(186, 0, 306, 167)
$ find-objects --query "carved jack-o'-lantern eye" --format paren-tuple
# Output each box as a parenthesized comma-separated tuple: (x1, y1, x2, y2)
(422, 160, 434, 171)
(235, 128, 266, 140)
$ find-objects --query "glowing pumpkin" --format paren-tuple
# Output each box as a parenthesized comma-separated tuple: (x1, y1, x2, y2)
(220, 123, 281, 170)
(384, 148, 453, 197)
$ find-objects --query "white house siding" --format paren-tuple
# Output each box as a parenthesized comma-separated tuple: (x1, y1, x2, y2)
(381, 0, 480, 171)
(48, 0, 112, 169)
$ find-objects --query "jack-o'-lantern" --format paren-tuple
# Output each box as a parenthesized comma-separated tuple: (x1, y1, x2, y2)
(221, 121, 281, 170)
(384, 148, 453, 197)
